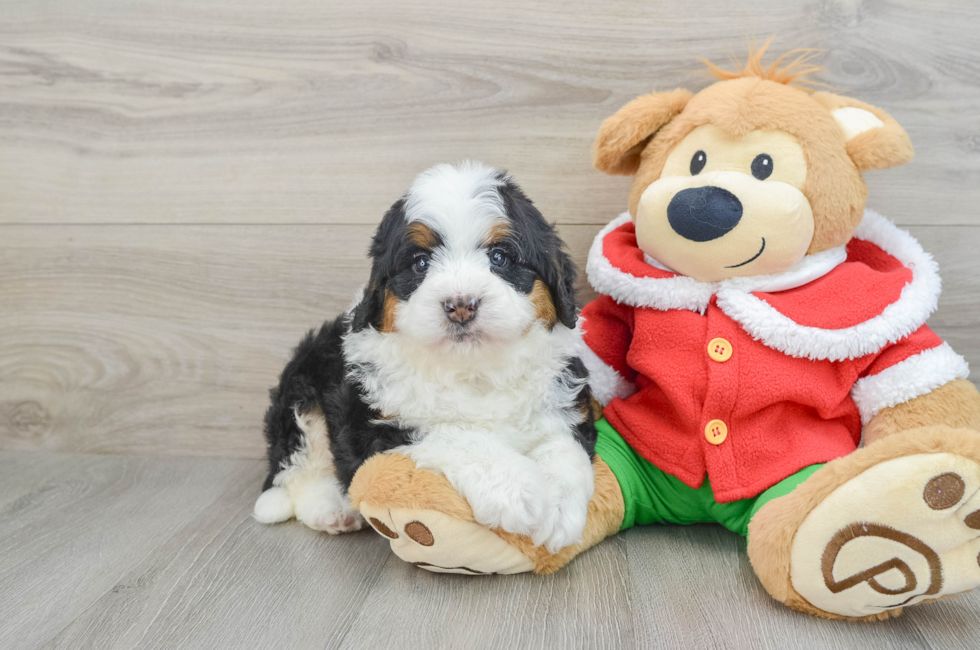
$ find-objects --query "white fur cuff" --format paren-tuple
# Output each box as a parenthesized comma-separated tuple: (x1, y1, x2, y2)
(851, 342, 970, 425)
(578, 343, 637, 406)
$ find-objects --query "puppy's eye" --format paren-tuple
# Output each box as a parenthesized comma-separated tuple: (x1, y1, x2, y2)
(412, 254, 430, 273)
(690, 150, 706, 175)
(488, 248, 510, 268)
(751, 154, 773, 180)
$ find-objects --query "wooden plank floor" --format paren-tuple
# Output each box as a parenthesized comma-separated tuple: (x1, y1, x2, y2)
(3, 0, 980, 458)
(0, 450, 976, 650)
(4, 0, 980, 647)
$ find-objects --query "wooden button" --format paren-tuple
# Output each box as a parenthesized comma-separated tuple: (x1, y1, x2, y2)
(707, 338, 733, 362)
(705, 419, 728, 445)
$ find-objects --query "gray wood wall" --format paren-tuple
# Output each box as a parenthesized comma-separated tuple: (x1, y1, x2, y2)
(3, 0, 979, 459)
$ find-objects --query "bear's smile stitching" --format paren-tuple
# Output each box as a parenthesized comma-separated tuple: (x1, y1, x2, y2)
(725, 238, 766, 268)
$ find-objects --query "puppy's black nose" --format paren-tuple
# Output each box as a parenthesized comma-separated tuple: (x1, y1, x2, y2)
(444, 296, 480, 324)
(667, 186, 743, 242)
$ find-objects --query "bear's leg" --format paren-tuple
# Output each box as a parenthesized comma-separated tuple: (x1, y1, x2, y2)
(747, 425, 980, 621)
(349, 453, 624, 575)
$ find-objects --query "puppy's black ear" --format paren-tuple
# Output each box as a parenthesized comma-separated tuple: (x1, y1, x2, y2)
(497, 176, 580, 329)
(349, 284, 383, 332)
(548, 244, 580, 329)
(350, 198, 407, 332)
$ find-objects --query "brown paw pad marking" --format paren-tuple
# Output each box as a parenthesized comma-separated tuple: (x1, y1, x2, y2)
(964, 510, 980, 530)
(923, 473, 965, 510)
(369, 517, 398, 539)
(822, 522, 942, 606)
(414, 561, 486, 575)
(404, 521, 434, 546)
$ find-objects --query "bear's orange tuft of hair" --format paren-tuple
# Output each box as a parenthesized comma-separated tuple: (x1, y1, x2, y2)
(699, 36, 826, 91)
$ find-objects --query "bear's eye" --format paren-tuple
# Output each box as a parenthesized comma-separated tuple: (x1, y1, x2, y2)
(690, 150, 707, 175)
(751, 154, 773, 180)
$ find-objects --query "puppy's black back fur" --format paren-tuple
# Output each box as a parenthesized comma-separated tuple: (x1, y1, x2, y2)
(262, 315, 415, 491)
(564, 356, 598, 458)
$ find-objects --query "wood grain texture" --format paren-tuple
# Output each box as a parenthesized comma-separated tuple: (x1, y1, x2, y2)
(338, 536, 633, 649)
(0, 451, 257, 649)
(39, 457, 393, 650)
(2, 0, 979, 457)
(1, 0, 979, 226)
(3, 451, 978, 650)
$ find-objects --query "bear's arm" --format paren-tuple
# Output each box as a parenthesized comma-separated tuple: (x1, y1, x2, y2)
(851, 324, 980, 445)
(864, 379, 980, 445)
(579, 295, 637, 406)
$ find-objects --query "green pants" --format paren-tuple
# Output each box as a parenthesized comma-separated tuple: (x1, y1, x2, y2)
(595, 418, 823, 538)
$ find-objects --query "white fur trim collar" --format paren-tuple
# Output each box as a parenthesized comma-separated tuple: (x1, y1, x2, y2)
(586, 210, 941, 361)
(587, 213, 847, 314)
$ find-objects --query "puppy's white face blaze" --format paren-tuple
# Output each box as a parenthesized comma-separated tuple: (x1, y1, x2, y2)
(396, 238, 536, 348)
(392, 163, 547, 352)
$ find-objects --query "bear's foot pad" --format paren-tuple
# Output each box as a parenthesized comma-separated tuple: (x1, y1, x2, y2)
(359, 503, 535, 575)
(791, 452, 980, 618)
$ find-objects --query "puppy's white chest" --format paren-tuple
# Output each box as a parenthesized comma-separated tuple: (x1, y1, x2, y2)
(379, 360, 551, 428)
(344, 327, 578, 435)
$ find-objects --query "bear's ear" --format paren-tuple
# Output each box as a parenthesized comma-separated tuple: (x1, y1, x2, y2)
(593, 88, 693, 176)
(811, 91, 914, 171)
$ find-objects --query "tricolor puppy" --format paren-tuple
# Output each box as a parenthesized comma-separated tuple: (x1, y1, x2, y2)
(253, 162, 597, 552)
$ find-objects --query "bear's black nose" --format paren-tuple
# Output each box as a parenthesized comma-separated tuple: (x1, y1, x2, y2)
(666, 186, 743, 242)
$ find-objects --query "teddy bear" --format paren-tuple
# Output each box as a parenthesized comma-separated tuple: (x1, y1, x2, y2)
(348, 43, 980, 621)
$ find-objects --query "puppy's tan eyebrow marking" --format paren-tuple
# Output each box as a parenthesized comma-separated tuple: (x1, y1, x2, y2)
(406, 222, 438, 250)
(483, 221, 512, 246)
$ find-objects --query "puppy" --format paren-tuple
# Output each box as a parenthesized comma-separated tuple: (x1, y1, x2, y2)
(253, 161, 597, 552)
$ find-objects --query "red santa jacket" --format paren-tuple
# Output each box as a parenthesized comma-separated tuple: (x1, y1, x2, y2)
(580, 210, 969, 503)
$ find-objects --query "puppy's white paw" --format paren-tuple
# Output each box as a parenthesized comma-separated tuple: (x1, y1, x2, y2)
(530, 441, 596, 553)
(253, 486, 294, 524)
(454, 458, 550, 538)
(534, 492, 590, 554)
(301, 508, 366, 535)
(294, 477, 366, 535)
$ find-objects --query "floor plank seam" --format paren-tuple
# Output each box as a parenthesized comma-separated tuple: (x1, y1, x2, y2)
(129, 493, 260, 649)
(621, 536, 638, 650)
(333, 549, 397, 650)
(36, 471, 259, 649)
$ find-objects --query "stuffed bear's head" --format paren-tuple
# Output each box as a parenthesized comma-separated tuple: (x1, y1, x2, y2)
(593, 44, 915, 282)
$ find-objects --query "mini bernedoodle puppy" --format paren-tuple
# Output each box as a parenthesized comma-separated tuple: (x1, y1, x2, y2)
(253, 161, 597, 552)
